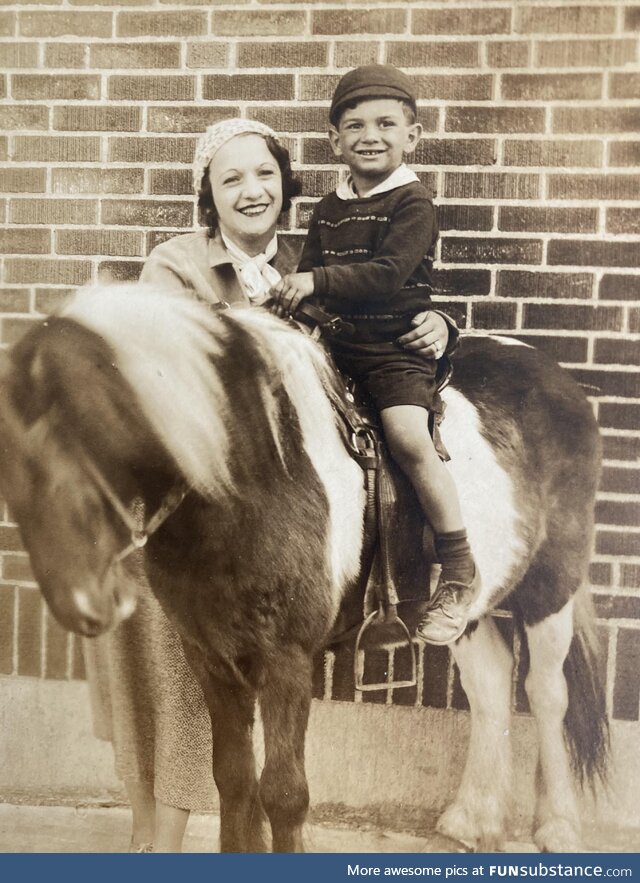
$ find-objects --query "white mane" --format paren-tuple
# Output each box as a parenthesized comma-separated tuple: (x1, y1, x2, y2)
(62, 284, 234, 496)
(230, 307, 365, 591)
(61, 284, 339, 500)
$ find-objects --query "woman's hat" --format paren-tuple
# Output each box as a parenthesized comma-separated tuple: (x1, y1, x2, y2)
(329, 64, 417, 126)
(193, 118, 280, 193)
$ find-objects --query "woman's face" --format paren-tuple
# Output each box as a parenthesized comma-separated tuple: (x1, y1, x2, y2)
(207, 134, 284, 255)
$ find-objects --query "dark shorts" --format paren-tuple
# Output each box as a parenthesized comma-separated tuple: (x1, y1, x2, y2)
(330, 338, 438, 412)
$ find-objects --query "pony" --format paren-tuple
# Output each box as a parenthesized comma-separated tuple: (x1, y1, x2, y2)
(0, 284, 608, 853)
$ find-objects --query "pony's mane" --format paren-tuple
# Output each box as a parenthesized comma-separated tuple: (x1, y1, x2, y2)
(228, 305, 341, 461)
(61, 284, 336, 497)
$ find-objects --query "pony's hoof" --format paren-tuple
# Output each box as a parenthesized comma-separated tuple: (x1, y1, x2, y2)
(534, 819, 582, 853)
(436, 803, 504, 852)
(437, 805, 472, 849)
(437, 804, 504, 853)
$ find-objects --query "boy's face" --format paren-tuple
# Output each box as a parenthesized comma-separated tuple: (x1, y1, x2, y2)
(329, 98, 422, 192)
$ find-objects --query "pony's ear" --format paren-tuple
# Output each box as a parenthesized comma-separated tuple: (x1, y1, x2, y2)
(0, 349, 12, 384)
(10, 347, 54, 426)
(0, 348, 47, 439)
(0, 352, 36, 510)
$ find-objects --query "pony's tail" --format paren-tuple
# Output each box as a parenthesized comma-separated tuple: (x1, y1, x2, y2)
(563, 585, 610, 791)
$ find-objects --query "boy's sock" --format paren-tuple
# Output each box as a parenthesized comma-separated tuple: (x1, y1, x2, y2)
(435, 528, 476, 585)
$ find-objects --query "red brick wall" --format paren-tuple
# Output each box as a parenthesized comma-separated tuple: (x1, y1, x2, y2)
(1, 1, 639, 720)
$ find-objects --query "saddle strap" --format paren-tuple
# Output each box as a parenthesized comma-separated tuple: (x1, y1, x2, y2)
(294, 301, 356, 338)
(362, 446, 400, 618)
(362, 465, 379, 618)
(375, 455, 400, 609)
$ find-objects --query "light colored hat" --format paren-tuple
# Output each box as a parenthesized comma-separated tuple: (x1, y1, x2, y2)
(192, 118, 280, 193)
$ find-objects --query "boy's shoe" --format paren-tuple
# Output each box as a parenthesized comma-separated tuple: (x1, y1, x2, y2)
(415, 567, 481, 646)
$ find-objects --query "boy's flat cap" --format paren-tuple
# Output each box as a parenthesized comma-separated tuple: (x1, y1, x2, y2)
(329, 64, 417, 125)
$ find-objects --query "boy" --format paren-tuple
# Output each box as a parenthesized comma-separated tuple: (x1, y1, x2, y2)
(271, 64, 479, 645)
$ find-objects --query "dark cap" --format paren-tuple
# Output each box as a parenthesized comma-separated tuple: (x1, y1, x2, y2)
(329, 64, 417, 126)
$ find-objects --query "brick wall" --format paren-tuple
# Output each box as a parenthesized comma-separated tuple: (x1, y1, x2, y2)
(0, 0, 639, 721)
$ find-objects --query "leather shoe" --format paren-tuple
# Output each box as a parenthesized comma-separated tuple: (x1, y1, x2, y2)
(416, 567, 481, 645)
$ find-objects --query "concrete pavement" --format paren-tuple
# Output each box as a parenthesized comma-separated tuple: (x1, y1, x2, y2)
(1, 803, 639, 854)
(0, 803, 536, 854)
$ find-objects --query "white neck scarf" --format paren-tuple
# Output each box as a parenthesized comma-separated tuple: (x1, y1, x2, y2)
(220, 232, 281, 305)
(336, 163, 419, 200)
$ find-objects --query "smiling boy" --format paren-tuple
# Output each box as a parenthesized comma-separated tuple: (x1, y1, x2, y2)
(272, 65, 480, 645)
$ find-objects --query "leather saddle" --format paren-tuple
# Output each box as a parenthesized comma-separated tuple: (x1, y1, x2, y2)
(289, 304, 451, 691)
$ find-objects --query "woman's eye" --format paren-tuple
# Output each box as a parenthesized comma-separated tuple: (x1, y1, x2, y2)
(258, 168, 275, 178)
(223, 176, 240, 185)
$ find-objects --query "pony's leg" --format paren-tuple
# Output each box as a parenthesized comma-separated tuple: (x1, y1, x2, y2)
(437, 617, 513, 851)
(524, 598, 582, 853)
(259, 645, 313, 853)
(190, 660, 268, 853)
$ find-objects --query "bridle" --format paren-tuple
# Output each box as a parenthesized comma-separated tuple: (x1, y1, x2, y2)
(80, 454, 190, 564)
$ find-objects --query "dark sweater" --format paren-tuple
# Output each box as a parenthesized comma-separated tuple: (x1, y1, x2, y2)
(298, 180, 438, 342)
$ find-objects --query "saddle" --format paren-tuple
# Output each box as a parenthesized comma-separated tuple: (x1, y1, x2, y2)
(292, 302, 452, 691)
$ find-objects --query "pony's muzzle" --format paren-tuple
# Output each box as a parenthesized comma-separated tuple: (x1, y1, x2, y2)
(68, 586, 111, 636)
(69, 576, 138, 636)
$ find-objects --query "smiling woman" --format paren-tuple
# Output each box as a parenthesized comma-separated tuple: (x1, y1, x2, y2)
(197, 127, 300, 257)
(208, 134, 283, 252)
(140, 119, 302, 306)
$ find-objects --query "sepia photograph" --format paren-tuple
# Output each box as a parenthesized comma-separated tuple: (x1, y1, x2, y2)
(0, 0, 639, 866)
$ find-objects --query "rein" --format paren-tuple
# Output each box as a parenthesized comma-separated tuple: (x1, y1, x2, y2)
(80, 455, 190, 564)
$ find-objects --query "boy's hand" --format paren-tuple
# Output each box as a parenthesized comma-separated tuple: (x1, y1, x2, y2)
(397, 310, 449, 359)
(270, 272, 315, 318)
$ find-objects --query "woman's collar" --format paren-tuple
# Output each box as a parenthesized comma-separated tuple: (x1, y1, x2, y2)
(207, 229, 233, 268)
(220, 229, 278, 265)
(208, 228, 280, 267)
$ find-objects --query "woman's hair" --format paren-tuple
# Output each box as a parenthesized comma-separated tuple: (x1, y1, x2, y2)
(196, 136, 302, 238)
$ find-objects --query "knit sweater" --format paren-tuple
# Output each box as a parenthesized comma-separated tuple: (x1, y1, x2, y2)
(298, 180, 438, 342)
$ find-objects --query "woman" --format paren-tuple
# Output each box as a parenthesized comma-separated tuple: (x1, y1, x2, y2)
(89, 118, 453, 852)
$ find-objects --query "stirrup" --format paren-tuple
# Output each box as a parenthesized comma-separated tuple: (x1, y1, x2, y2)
(354, 605, 417, 692)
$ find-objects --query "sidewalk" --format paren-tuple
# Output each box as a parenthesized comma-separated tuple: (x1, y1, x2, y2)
(1, 803, 638, 854)
(0, 803, 535, 854)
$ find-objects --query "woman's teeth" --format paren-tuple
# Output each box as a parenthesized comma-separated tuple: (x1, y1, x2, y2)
(240, 205, 268, 216)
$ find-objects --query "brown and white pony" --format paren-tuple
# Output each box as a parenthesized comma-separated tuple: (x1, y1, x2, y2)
(0, 284, 607, 853)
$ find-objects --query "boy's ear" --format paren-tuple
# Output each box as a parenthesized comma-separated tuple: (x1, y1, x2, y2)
(328, 126, 343, 158)
(403, 122, 423, 156)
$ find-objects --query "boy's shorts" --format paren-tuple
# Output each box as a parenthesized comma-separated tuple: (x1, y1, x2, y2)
(330, 338, 438, 412)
